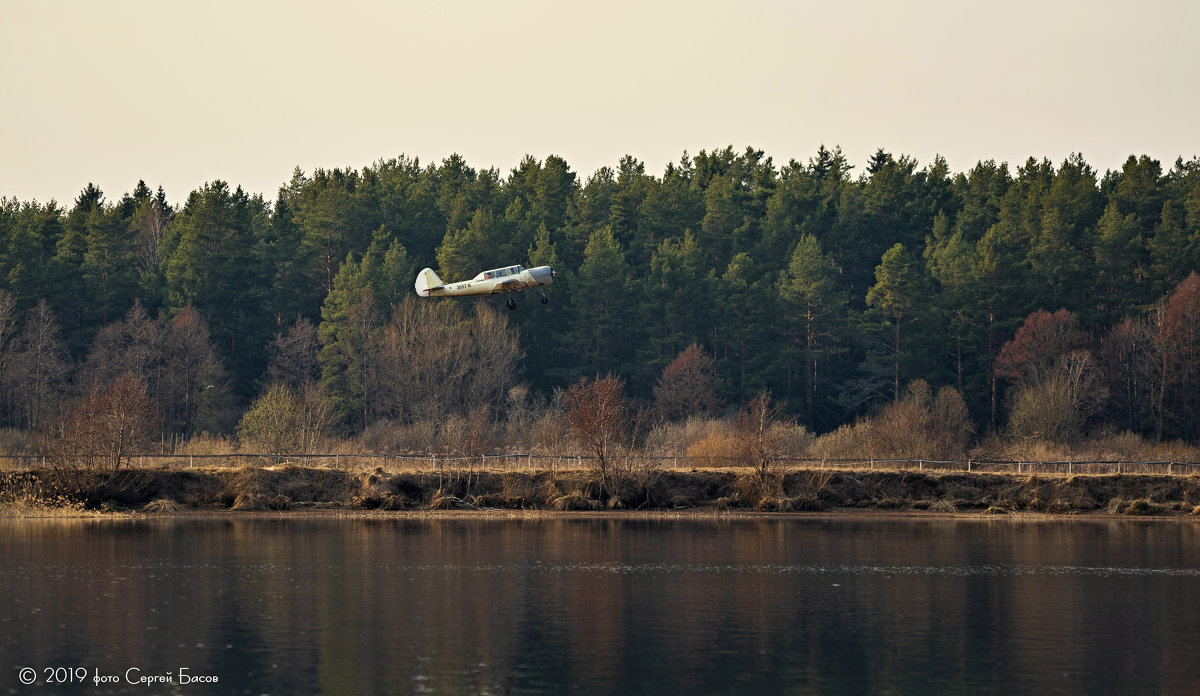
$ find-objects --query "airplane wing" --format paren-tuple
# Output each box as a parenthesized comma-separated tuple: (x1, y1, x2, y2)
(491, 278, 529, 294)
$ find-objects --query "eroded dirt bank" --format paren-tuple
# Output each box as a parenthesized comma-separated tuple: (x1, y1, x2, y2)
(5, 465, 1200, 516)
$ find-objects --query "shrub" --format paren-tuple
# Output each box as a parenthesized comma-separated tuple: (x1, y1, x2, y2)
(238, 383, 332, 455)
(41, 373, 156, 472)
(357, 418, 440, 454)
(808, 381, 967, 461)
(685, 431, 740, 467)
(1008, 377, 1078, 443)
(437, 408, 497, 458)
(645, 417, 736, 458)
(809, 421, 873, 460)
(0, 428, 34, 456)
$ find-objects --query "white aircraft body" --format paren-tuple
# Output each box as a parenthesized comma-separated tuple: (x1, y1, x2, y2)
(414, 264, 555, 308)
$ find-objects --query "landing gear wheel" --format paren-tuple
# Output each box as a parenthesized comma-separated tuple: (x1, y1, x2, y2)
(541, 296, 549, 305)
(506, 298, 516, 310)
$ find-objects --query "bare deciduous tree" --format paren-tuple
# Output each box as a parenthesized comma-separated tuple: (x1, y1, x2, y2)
(162, 305, 229, 435)
(13, 300, 70, 432)
(132, 187, 173, 273)
(266, 317, 320, 391)
(42, 373, 156, 472)
(296, 383, 334, 454)
(0, 290, 18, 423)
(78, 300, 165, 395)
(372, 297, 521, 425)
(563, 375, 627, 490)
(734, 391, 791, 483)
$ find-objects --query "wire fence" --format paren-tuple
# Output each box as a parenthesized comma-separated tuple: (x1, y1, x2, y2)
(1, 452, 1198, 476)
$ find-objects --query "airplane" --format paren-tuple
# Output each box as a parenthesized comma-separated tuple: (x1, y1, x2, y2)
(414, 264, 555, 309)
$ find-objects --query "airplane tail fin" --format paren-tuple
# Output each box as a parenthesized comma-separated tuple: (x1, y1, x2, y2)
(415, 268, 444, 297)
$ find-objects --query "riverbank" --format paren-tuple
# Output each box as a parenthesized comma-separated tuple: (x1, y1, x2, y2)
(4, 465, 1200, 517)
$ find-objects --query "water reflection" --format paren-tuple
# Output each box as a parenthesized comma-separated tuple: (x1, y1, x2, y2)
(2, 516, 1198, 694)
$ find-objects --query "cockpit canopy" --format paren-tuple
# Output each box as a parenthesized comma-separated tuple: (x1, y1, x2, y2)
(476, 265, 525, 281)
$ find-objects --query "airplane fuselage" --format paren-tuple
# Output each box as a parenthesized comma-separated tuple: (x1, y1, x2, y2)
(415, 265, 554, 298)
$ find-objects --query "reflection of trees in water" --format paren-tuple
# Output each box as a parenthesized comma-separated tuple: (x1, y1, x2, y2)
(6, 519, 1200, 694)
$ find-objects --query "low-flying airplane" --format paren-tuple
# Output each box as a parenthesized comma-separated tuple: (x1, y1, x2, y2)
(414, 264, 555, 309)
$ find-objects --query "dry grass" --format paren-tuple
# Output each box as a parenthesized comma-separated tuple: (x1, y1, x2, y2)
(550, 490, 600, 511)
(0, 472, 98, 517)
(972, 432, 1200, 465)
(143, 498, 183, 513)
(174, 433, 238, 456)
(928, 499, 959, 513)
(5, 422, 1200, 517)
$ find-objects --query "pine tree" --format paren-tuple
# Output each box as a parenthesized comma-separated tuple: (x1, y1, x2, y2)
(1093, 201, 1145, 321)
(436, 208, 503, 282)
(714, 252, 774, 403)
(777, 234, 843, 427)
(640, 230, 710, 381)
(1147, 200, 1198, 296)
(163, 182, 273, 393)
(81, 203, 138, 326)
(568, 227, 633, 380)
(866, 243, 924, 401)
(317, 253, 378, 431)
(924, 212, 978, 398)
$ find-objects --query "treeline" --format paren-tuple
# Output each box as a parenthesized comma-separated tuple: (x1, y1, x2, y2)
(0, 146, 1198, 446)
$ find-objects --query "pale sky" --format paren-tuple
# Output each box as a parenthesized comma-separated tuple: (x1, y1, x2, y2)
(2, 0, 1198, 207)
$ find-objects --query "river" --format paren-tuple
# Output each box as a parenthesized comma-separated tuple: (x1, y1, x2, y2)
(2, 515, 1198, 694)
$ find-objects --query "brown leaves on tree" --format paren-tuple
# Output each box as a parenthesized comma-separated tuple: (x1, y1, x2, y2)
(653, 343, 720, 421)
(995, 309, 1091, 385)
(1162, 272, 1200, 376)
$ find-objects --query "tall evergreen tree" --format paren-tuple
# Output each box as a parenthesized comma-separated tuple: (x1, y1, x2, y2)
(163, 182, 273, 393)
(568, 227, 634, 381)
(640, 230, 710, 381)
(714, 252, 775, 403)
(777, 234, 843, 427)
(1093, 201, 1145, 321)
(81, 203, 138, 326)
(1147, 200, 1198, 297)
(317, 253, 378, 431)
(436, 208, 508, 282)
(866, 243, 925, 401)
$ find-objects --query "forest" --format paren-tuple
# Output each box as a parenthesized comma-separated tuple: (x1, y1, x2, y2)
(0, 145, 1198, 460)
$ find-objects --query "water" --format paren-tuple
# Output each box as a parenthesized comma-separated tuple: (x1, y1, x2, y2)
(2, 516, 1198, 695)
